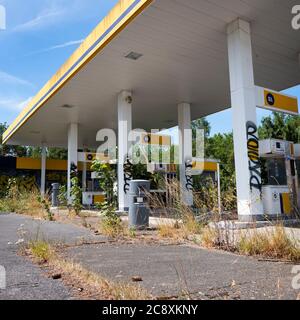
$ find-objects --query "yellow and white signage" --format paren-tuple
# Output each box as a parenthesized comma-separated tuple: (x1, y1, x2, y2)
(78, 152, 109, 163)
(255, 86, 298, 115)
(192, 160, 218, 172)
(140, 133, 171, 146)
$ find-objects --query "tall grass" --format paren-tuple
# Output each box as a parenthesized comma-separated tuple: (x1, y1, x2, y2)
(148, 179, 236, 241)
(0, 180, 53, 220)
(28, 240, 53, 263)
(200, 224, 300, 262)
(149, 178, 236, 221)
(238, 226, 300, 262)
(97, 202, 125, 238)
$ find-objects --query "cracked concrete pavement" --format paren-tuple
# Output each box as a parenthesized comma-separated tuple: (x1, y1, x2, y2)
(0, 213, 100, 300)
(0, 213, 299, 300)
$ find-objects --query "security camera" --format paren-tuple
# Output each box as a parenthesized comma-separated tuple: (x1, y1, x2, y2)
(125, 96, 132, 104)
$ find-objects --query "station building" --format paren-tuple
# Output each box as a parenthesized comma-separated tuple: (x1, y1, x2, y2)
(2, 0, 300, 221)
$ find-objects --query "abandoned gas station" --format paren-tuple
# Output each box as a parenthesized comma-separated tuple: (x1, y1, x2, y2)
(2, 0, 300, 222)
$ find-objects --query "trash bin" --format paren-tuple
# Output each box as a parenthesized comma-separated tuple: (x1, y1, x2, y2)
(128, 180, 151, 229)
(51, 183, 60, 207)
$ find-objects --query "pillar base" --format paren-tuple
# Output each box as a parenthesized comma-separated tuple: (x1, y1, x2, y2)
(238, 214, 266, 222)
(238, 214, 297, 223)
(116, 208, 129, 214)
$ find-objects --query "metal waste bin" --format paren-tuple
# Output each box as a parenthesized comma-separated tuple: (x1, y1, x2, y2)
(129, 180, 150, 229)
(51, 183, 60, 207)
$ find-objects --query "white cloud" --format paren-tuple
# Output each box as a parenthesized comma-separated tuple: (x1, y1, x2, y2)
(46, 39, 84, 50)
(26, 39, 84, 56)
(0, 70, 33, 87)
(13, 7, 64, 32)
(0, 96, 32, 111)
(15, 96, 33, 110)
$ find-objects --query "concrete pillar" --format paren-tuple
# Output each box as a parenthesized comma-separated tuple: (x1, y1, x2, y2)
(67, 123, 78, 204)
(178, 102, 193, 206)
(118, 91, 132, 212)
(227, 19, 264, 221)
(82, 148, 87, 192)
(40, 146, 47, 197)
(217, 163, 222, 216)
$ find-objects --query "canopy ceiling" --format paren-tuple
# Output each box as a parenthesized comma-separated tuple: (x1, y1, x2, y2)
(3, 0, 300, 148)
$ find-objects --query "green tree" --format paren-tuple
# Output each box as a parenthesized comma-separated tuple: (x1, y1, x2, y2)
(27, 147, 68, 160)
(0, 122, 27, 157)
(191, 118, 211, 138)
(48, 148, 68, 160)
(27, 147, 42, 158)
(206, 133, 236, 191)
(258, 112, 300, 143)
(191, 117, 211, 157)
(91, 161, 117, 206)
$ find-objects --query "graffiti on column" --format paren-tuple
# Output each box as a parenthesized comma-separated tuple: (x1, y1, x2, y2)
(123, 156, 133, 194)
(70, 162, 78, 178)
(70, 162, 78, 190)
(246, 121, 262, 192)
(185, 159, 194, 191)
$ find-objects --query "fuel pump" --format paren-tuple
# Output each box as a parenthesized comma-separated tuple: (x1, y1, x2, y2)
(260, 139, 298, 218)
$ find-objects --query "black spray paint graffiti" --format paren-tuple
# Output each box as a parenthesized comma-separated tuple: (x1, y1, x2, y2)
(246, 121, 262, 192)
(185, 160, 194, 191)
(123, 156, 133, 194)
(70, 162, 78, 178)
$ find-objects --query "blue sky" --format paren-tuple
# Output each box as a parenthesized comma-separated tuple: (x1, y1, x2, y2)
(0, 0, 119, 124)
(0, 0, 299, 138)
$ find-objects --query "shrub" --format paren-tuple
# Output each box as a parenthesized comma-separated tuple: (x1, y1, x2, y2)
(28, 240, 53, 263)
(37, 195, 54, 221)
(70, 176, 82, 215)
(98, 202, 124, 237)
(58, 185, 68, 207)
(91, 161, 116, 206)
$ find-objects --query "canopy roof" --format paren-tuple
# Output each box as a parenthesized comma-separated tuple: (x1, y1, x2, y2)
(3, 0, 300, 148)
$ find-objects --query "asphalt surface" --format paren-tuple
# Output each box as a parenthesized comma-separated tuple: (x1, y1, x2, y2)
(0, 213, 299, 300)
(66, 243, 299, 300)
(0, 213, 98, 300)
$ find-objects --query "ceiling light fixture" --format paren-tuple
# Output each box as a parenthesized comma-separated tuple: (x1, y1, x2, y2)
(125, 51, 143, 61)
(60, 104, 74, 109)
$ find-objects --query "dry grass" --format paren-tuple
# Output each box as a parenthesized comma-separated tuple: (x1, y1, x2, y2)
(28, 240, 53, 263)
(27, 240, 152, 300)
(99, 218, 125, 238)
(157, 215, 202, 241)
(238, 226, 300, 262)
(148, 180, 205, 241)
(0, 184, 52, 220)
(199, 224, 300, 262)
(157, 222, 184, 240)
(201, 227, 219, 248)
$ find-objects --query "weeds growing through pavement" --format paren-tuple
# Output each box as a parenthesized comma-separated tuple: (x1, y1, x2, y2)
(27, 240, 152, 300)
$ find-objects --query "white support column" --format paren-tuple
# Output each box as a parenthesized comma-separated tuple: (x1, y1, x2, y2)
(118, 91, 132, 212)
(40, 146, 47, 197)
(227, 19, 264, 221)
(67, 123, 78, 204)
(82, 148, 87, 192)
(178, 102, 193, 206)
(217, 163, 222, 216)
